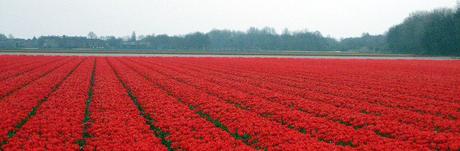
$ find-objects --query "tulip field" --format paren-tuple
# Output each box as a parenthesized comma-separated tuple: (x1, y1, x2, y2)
(0, 55, 459, 150)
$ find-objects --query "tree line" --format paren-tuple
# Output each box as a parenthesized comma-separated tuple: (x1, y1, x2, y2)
(0, 28, 386, 52)
(386, 7, 460, 55)
(0, 6, 458, 55)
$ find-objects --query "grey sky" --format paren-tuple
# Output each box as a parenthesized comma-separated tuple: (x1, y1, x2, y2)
(0, 0, 457, 39)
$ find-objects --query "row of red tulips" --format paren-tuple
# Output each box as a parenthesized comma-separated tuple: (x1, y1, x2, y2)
(0, 56, 458, 150)
(173, 60, 460, 133)
(174, 58, 459, 120)
(275, 60, 460, 102)
(84, 59, 166, 150)
(3, 59, 92, 150)
(0, 56, 53, 75)
(0, 57, 70, 98)
(155, 58, 459, 132)
(117, 58, 342, 150)
(131, 58, 423, 150)
(0, 58, 82, 146)
(129, 57, 460, 150)
(0, 58, 56, 81)
(192, 58, 459, 102)
(110, 58, 252, 150)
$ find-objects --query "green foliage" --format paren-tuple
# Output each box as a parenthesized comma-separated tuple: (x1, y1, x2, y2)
(0, 34, 7, 41)
(207, 28, 337, 51)
(387, 8, 460, 55)
(339, 33, 386, 52)
(0, 28, 339, 51)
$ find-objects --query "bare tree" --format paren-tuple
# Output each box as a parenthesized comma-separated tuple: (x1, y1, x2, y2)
(7, 34, 14, 39)
(457, 0, 460, 10)
(87, 32, 97, 39)
(131, 31, 137, 42)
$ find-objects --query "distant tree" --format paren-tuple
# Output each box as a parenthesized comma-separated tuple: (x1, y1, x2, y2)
(0, 34, 7, 41)
(457, 0, 460, 10)
(87, 32, 97, 39)
(282, 28, 291, 35)
(131, 31, 137, 42)
(138, 35, 145, 40)
(207, 29, 241, 50)
(421, 9, 457, 55)
(104, 36, 122, 48)
(455, 10, 460, 54)
(184, 32, 210, 50)
(386, 8, 459, 55)
(7, 34, 14, 39)
(339, 33, 386, 51)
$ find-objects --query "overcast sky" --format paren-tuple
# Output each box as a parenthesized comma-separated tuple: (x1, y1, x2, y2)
(0, 0, 457, 39)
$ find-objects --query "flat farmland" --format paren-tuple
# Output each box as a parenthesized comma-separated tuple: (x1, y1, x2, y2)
(0, 55, 459, 150)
